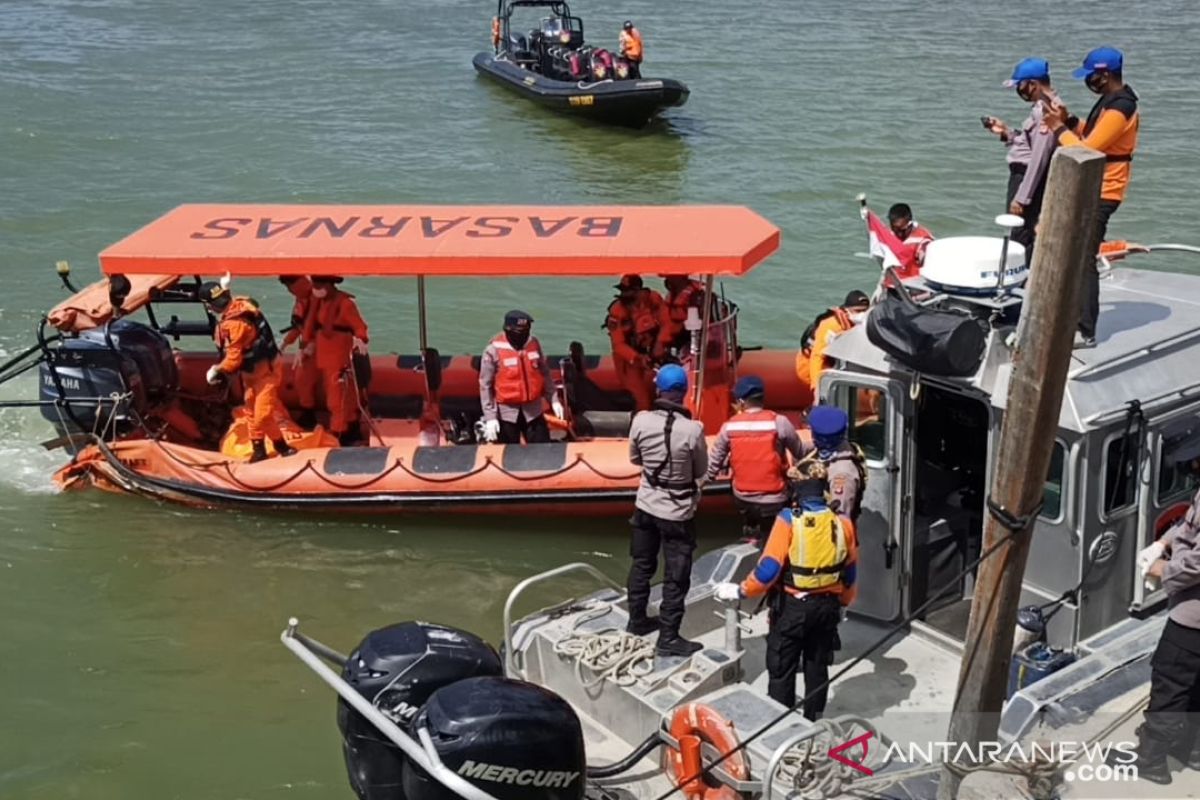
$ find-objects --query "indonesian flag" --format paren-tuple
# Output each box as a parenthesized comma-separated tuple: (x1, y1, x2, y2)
(864, 209, 920, 280)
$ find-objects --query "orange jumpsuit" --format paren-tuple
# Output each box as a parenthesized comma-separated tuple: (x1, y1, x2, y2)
(215, 298, 284, 444)
(806, 308, 854, 400)
(661, 280, 704, 352)
(303, 288, 369, 435)
(605, 289, 668, 411)
(281, 278, 319, 410)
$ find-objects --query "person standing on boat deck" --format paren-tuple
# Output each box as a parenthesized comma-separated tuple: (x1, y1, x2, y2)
(1042, 46, 1139, 349)
(984, 58, 1058, 260)
(714, 463, 858, 718)
(200, 281, 296, 463)
(888, 204, 935, 275)
(605, 275, 668, 412)
(1128, 466, 1200, 785)
(802, 290, 870, 403)
(478, 310, 562, 445)
(807, 405, 866, 523)
(278, 276, 320, 430)
(618, 20, 643, 78)
(304, 276, 370, 446)
(626, 364, 708, 657)
(706, 375, 809, 545)
(660, 275, 705, 355)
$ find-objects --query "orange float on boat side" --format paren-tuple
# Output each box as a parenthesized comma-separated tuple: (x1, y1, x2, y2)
(665, 703, 748, 800)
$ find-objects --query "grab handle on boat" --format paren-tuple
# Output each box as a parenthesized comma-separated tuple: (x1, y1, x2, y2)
(503, 563, 624, 679)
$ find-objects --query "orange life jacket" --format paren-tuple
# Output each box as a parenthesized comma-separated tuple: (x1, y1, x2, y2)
(605, 290, 664, 359)
(491, 333, 546, 405)
(217, 297, 278, 372)
(666, 281, 703, 325)
(725, 408, 785, 494)
(619, 29, 643, 61)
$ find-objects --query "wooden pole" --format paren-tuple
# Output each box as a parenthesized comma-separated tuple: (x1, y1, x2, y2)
(936, 146, 1105, 799)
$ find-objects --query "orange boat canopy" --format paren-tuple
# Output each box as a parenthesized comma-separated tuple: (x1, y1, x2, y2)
(98, 204, 780, 278)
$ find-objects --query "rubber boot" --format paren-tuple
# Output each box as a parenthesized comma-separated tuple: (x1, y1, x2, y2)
(1171, 727, 1200, 771)
(273, 439, 297, 457)
(626, 616, 658, 637)
(1122, 724, 1172, 785)
(656, 634, 703, 658)
(249, 440, 269, 463)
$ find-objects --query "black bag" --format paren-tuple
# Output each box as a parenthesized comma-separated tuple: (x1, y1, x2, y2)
(865, 270, 987, 377)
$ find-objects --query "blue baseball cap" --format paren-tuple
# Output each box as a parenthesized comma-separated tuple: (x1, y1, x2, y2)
(733, 375, 765, 401)
(1072, 46, 1123, 80)
(809, 405, 849, 440)
(1003, 57, 1050, 87)
(655, 364, 688, 393)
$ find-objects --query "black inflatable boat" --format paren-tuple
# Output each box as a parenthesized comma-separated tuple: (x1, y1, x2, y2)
(475, 0, 688, 127)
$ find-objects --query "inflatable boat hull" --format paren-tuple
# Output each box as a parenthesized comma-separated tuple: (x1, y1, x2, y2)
(472, 52, 688, 127)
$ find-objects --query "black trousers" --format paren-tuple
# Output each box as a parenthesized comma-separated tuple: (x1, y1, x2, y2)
(498, 411, 550, 444)
(766, 592, 842, 719)
(1144, 619, 1200, 745)
(734, 497, 785, 544)
(1078, 199, 1122, 339)
(1005, 163, 1045, 264)
(627, 509, 696, 637)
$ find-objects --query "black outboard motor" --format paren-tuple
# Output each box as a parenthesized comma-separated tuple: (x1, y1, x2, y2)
(38, 319, 178, 438)
(338, 622, 503, 800)
(403, 676, 585, 800)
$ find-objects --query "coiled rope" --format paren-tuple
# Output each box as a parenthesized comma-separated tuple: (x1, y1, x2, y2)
(553, 628, 656, 689)
(772, 717, 884, 800)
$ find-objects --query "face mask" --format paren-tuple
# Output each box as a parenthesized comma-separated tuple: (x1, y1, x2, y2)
(505, 329, 530, 349)
(848, 311, 867, 325)
(1085, 72, 1108, 94)
(311, 287, 328, 299)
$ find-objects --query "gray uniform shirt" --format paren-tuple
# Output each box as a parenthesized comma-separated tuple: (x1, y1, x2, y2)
(479, 336, 555, 424)
(1163, 487, 1200, 629)
(705, 408, 810, 505)
(1011, 104, 1057, 207)
(628, 404, 708, 522)
(824, 443, 864, 522)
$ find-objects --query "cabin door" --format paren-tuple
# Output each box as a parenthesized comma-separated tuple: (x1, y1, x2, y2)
(821, 373, 911, 622)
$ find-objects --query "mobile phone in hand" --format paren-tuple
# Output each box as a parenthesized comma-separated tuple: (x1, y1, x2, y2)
(980, 115, 994, 130)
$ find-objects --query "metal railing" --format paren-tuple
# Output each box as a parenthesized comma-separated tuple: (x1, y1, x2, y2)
(502, 562, 623, 678)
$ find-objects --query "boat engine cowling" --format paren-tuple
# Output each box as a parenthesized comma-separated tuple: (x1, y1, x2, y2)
(38, 319, 177, 438)
(589, 48, 614, 80)
(402, 676, 585, 800)
(338, 622, 503, 800)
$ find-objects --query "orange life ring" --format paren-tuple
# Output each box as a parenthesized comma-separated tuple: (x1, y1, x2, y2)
(665, 703, 748, 800)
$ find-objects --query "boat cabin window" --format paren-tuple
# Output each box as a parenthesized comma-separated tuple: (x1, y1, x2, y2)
(1103, 431, 1140, 517)
(1159, 446, 1200, 502)
(827, 384, 887, 463)
(1041, 441, 1066, 521)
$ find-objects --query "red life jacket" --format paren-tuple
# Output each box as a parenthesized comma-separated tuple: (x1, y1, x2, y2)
(491, 333, 546, 405)
(726, 408, 785, 494)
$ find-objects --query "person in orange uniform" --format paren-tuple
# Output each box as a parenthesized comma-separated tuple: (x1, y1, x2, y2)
(605, 275, 668, 412)
(278, 276, 320, 429)
(706, 375, 810, 544)
(200, 281, 296, 463)
(660, 275, 705, 355)
(715, 464, 857, 718)
(618, 20, 643, 78)
(303, 276, 370, 445)
(802, 290, 870, 402)
(1043, 46, 1139, 349)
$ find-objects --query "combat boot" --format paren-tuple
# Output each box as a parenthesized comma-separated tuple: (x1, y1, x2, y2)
(249, 440, 270, 463)
(656, 634, 703, 658)
(1120, 724, 1172, 785)
(625, 616, 658, 637)
(273, 439, 297, 457)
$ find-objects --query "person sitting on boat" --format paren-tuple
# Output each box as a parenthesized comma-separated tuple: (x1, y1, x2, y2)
(888, 203, 935, 276)
(706, 375, 810, 545)
(800, 290, 870, 403)
(714, 462, 858, 719)
(478, 310, 562, 445)
(807, 405, 866, 523)
(660, 275, 705, 356)
(618, 20, 643, 78)
(200, 280, 296, 463)
(605, 275, 669, 412)
(1129, 462, 1200, 785)
(626, 364, 707, 657)
(277, 276, 320, 430)
(303, 276, 370, 446)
